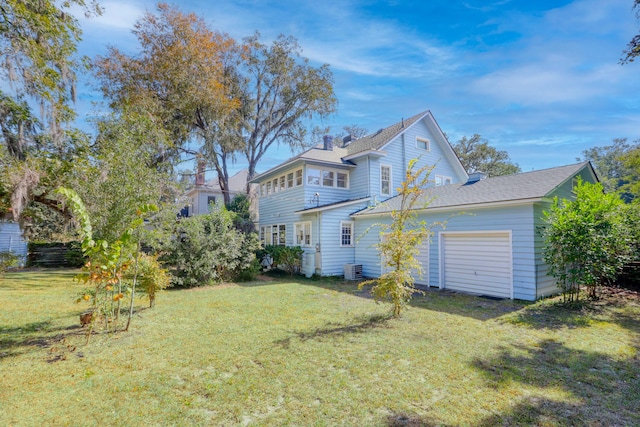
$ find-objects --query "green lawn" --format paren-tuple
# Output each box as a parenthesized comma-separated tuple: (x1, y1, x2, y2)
(1, 270, 639, 426)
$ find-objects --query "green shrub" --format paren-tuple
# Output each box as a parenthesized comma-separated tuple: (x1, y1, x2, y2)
(543, 179, 633, 301)
(127, 253, 171, 308)
(0, 251, 19, 273)
(161, 203, 260, 286)
(257, 245, 303, 276)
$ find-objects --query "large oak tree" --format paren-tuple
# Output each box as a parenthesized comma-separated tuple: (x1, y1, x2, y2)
(453, 134, 521, 177)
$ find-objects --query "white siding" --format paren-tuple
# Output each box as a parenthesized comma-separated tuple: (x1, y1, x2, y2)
(354, 204, 540, 301)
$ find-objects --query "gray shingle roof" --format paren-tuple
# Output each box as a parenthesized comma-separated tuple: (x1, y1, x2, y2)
(353, 162, 594, 216)
(345, 110, 430, 155)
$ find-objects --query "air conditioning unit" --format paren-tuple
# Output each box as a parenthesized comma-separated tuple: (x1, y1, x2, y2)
(344, 264, 363, 280)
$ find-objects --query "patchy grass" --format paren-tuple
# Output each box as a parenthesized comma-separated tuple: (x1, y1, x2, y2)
(1, 270, 639, 426)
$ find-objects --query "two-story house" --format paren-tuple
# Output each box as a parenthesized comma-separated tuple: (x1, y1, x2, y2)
(251, 110, 467, 276)
(251, 109, 598, 301)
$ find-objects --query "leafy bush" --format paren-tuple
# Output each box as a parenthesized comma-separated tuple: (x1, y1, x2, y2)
(257, 245, 303, 276)
(162, 203, 260, 286)
(0, 251, 19, 273)
(127, 253, 171, 308)
(542, 179, 633, 301)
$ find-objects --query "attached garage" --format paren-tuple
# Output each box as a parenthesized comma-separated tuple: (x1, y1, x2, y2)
(440, 231, 512, 299)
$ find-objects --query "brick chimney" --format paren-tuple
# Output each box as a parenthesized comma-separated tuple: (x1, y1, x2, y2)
(195, 159, 205, 186)
(323, 135, 333, 151)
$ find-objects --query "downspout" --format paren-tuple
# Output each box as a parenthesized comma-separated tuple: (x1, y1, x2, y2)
(367, 156, 371, 199)
(315, 212, 322, 275)
(401, 133, 407, 175)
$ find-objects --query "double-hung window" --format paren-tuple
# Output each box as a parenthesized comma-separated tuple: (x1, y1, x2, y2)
(340, 221, 354, 247)
(294, 221, 312, 247)
(381, 165, 391, 196)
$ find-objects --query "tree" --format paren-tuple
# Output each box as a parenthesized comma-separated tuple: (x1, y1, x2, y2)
(0, 0, 100, 227)
(238, 33, 337, 190)
(359, 159, 444, 317)
(542, 179, 632, 302)
(579, 138, 640, 200)
(621, 0, 640, 64)
(453, 134, 521, 176)
(93, 3, 240, 202)
(0, 0, 101, 144)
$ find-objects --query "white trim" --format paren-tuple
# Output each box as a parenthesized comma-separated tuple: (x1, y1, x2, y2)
(340, 221, 355, 247)
(439, 230, 513, 299)
(380, 164, 392, 196)
(435, 174, 452, 186)
(295, 197, 371, 214)
(416, 136, 430, 151)
(294, 221, 312, 247)
(342, 149, 388, 161)
(351, 197, 545, 218)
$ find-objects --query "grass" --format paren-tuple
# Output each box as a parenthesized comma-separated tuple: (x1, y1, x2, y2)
(1, 269, 639, 426)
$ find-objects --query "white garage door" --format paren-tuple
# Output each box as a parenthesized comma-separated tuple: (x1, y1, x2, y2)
(442, 232, 512, 298)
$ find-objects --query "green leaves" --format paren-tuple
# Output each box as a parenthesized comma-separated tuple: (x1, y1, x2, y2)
(542, 179, 633, 301)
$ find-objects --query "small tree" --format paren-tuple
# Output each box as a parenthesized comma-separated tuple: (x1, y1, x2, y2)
(359, 159, 444, 317)
(542, 179, 632, 302)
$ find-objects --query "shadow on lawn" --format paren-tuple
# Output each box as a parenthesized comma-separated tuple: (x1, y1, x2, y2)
(0, 320, 82, 359)
(290, 278, 528, 321)
(383, 336, 640, 426)
(469, 338, 640, 426)
(274, 313, 392, 349)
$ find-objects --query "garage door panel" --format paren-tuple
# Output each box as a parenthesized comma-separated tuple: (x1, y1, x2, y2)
(442, 232, 512, 298)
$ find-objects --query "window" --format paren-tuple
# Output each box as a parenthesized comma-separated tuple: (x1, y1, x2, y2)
(322, 170, 334, 187)
(294, 221, 312, 247)
(307, 168, 321, 186)
(266, 181, 271, 195)
(435, 175, 452, 186)
(207, 196, 216, 207)
(261, 184, 266, 196)
(337, 172, 348, 188)
(381, 165, 391, 196)
(295, 169, 303, 186)
(287, 172, 294, 188)
(340, 221, 354, 247)
(307, 167, 349, 188)
(260, 224, 286, 246)
(279, 176, 285, 191)
(272, 179, 279, 193)
(416, 137, 430, 151)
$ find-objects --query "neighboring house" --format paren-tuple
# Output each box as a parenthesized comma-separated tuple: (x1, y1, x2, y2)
(183, 168, 257, 218)
(251, 109, 598, 300)
(0, 221, 28, 266)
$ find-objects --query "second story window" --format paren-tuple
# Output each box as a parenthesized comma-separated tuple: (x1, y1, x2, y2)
(435, 175, 452, 186)
(307, 168, 321, 186)
(287, 172, 294, 188)
(295, 169, 303, 186)
(307, 167, 349, 189)
(381, 165, 391, 196)
(416, 137, 430, 151)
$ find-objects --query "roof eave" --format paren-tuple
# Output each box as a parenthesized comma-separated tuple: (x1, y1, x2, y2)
(351, 197, 546, 218)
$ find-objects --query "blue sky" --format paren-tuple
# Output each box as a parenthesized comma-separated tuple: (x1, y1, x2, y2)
(73, 0, 640, 175)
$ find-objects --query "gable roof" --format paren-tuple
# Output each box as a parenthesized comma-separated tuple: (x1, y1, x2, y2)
(352, 162, 597, 216)
(345, 110, 430, 155)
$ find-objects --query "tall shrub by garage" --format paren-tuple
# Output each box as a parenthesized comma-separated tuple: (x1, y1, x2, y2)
(542, 179, 632, 301)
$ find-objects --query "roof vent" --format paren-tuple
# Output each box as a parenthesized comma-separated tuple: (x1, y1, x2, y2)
(342, 134, 352, 146)
(375, 128, 384, 136)
(466, 171, 488, 185)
